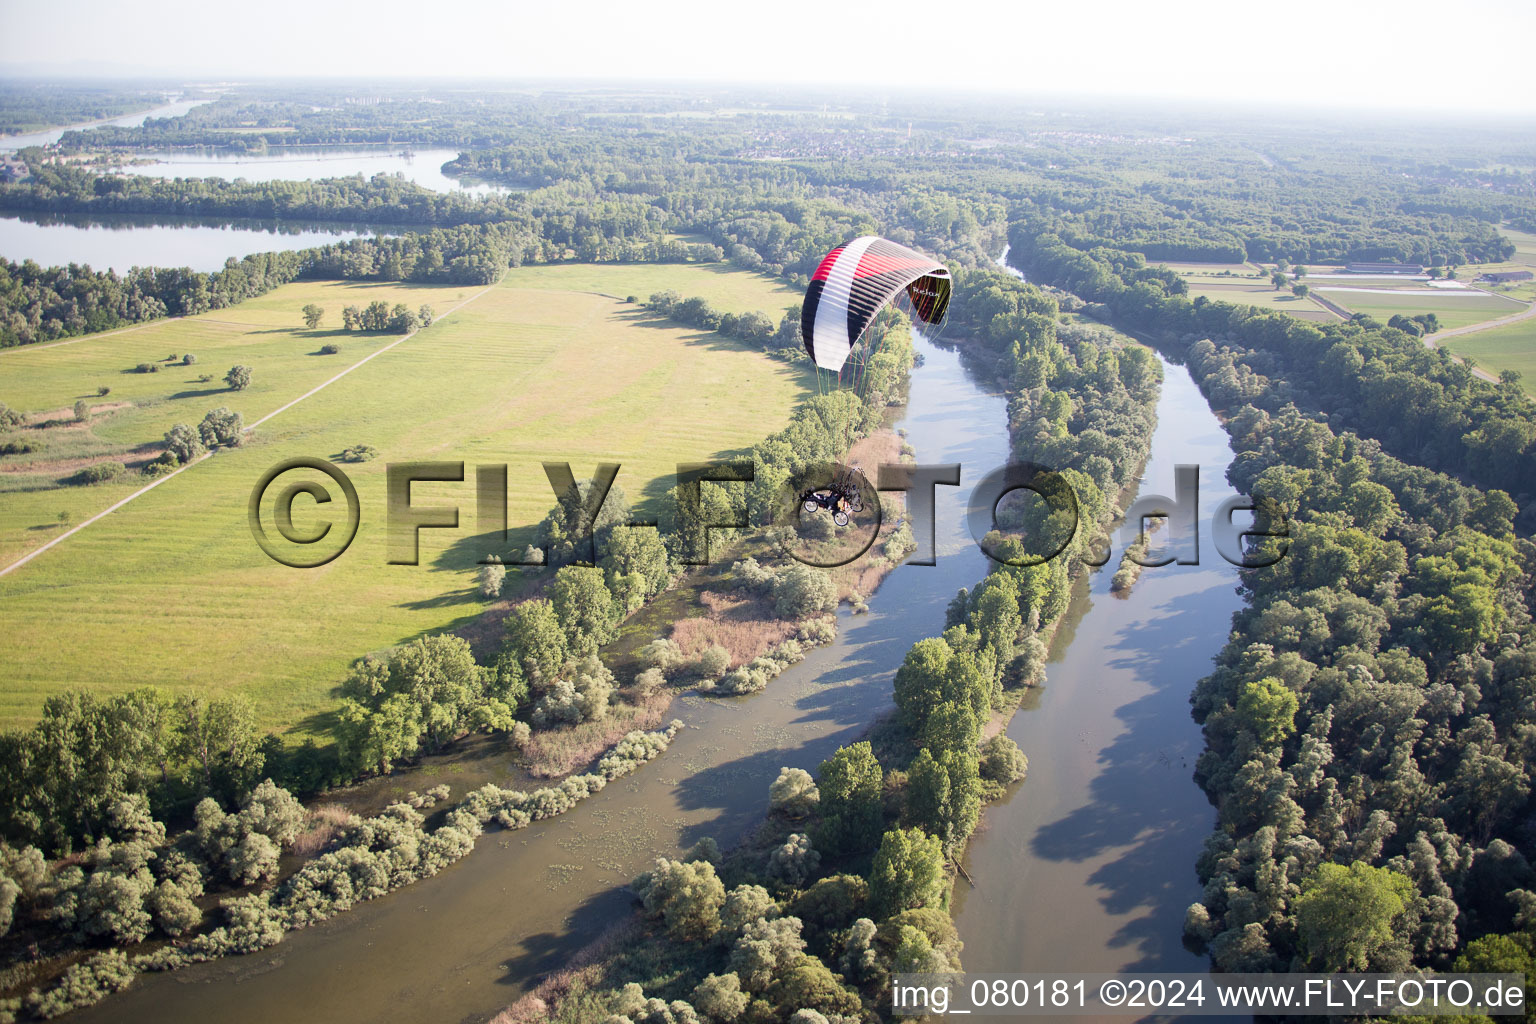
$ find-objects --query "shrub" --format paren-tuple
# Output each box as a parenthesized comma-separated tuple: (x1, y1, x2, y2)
(769, 767, 820, 817)
(182, 353, 196, 365)
(979, 734, 1028, 785)
(766, 833, 821, 887)
(24, 950, 135, 1019)
(319, 343, 340, 355)
(224, 365, 252, 391)
(0, 401, 22, 429)
(771, 566, 838, 619)
(96, 385, 111, 397)
(72, 400, 89, 422)
(478, 556, 506, 599)
(634, 857, 725, 941)
(73, 461, 125, 485)
(695, 644, 731, 678)
(340, 444, 378, 462)
(692, 973, 748, 1022)
(163, 422, 206, 464)
(199, 407, 243, 448)
(637, 638, 686, 676)
(0, 440, 36, 455)
(530, 655, 615, 727)
(135, 362, 159, 374)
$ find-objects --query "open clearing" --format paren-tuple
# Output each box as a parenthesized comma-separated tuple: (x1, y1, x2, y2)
(0, 263, 807, 733)
(1442, 317, 1536, 397)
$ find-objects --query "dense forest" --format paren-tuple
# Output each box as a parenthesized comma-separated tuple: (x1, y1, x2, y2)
(1007, 224, 1536, 989)
(0, 84, 177, 135)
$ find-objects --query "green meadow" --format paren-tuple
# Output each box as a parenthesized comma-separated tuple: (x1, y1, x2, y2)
(0, 263, 807, 733)
(1442, 317, 1536, 397)
(1315, 287, 1527, 331)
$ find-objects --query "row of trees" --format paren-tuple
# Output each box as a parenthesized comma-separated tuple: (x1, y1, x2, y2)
(0, 251, 305, 347)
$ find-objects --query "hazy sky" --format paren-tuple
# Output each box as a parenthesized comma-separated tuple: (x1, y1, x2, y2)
(3, 0, 1533, 114)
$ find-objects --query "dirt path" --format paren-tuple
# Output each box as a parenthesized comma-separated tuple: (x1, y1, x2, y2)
(1424, 291, 1536, 386)
(0, 278, 503, 580)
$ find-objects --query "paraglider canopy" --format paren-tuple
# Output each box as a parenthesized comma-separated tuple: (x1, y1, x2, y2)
(801, 236, 951, 373)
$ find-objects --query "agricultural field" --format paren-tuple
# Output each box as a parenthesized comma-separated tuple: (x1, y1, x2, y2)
(1184, 277, 1338, 322)
(1314, 286, 1527, 331)
(1441, 317, 1536, 397)
(0, 263, 809, 733)
(1469, 226, 1536, 302)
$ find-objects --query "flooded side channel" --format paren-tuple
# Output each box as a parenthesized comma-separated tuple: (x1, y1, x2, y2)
(953, 352, 1239, 1007)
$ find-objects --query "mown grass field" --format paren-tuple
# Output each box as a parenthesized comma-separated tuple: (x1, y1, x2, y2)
(1442, 318, 1536, 397)
(0, 263, 808, 733)
(0, 280, 476, 565)
(1182, 277, 1338, 322)
(1315, 287, 1527, 331)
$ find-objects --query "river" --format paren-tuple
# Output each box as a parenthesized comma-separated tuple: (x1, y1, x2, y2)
(0, 98, 214, 151)
(80, 273, 1237, 1024)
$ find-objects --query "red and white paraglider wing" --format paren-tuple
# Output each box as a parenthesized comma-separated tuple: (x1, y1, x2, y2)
(801, 236, 951, 373)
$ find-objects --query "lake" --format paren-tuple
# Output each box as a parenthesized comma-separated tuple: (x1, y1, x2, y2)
(0, 211, 394, 275)
(115, 147, 516, 196)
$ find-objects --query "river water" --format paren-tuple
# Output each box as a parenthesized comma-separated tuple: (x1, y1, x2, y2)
(0, 98, 214, 151)
(952, 356, 1236, 984)
(79, 272, 1237, 1023)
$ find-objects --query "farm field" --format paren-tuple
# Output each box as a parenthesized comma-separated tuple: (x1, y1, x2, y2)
(1441, 317, 1536, 397)
(1315, 287, 1527, 330)
(0, 262, 809, 733)
(1181, 277, 1338, 321)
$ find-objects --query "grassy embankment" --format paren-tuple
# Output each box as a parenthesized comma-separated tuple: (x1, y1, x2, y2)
(0, 263, 806, 734)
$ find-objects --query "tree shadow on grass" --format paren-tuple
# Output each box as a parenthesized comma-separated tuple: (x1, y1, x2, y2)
(169, 387, 231, 401)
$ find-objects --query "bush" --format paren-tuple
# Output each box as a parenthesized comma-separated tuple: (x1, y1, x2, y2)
(340, 444, 378, 462)
(766, 833, 821, 887)
(772, 567, 838, 619)
(319, 343, 340, 355)
(72, 400, 89, 422)
(25, 950, 135, 1019)
(96, 385, 110, 397)
(198, 407, 243, 448)
(135, 362, 159, 374)
(638, 638, 686, 677)
(695, 644, 731, 678)
(768, 767, 820, 817)
(0, 439, 36, 455)
(478, 557, 506, 599)
(634, 857, 725, 941)
(182, 353, 196, 365)
(979, 734, 1028, 784)
(224, 365, 252, 391)
(163, 422, 207, 464)
(0, 401, 22, 429)
(73, 461, 125, 485)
